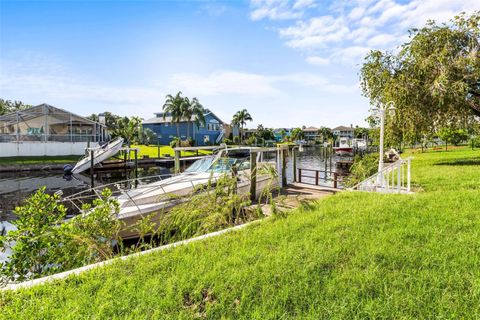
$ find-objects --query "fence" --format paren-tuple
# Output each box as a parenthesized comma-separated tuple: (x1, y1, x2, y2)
(351, 157, 412, 193)
(297, 168, 343, 188)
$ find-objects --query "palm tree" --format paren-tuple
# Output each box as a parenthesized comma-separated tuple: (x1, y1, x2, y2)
(232, 109, 253, 143)
(182, 97, 206, 143)
(162, 92, 187, 144)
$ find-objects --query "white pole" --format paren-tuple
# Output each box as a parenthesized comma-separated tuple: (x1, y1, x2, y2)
(397, 160, 401, 192)
(377, 108, 385, 187)
(407, 157, 411, 192)
(379, 108, 385, 174)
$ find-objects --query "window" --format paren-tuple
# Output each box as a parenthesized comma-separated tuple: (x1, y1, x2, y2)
(207, 123, 220, 131)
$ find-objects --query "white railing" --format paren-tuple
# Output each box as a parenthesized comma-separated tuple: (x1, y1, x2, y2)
(352, 157, 412, 194)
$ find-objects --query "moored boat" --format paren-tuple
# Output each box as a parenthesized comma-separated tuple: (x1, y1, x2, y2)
(64, 146, 281, 239)
(71, 137, 124, 174)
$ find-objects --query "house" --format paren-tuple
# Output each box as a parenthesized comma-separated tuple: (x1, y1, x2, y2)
(142, 109, 225, 146)
(302, 126, 320, 141)
(0, 103, 107, 157)
(332, 125, 354, 139)
(273, 128, 292, 142)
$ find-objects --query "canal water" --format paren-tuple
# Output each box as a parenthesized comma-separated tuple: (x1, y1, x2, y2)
(0, 146, 346, 230)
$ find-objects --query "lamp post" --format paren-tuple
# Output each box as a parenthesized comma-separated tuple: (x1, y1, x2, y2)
(370, 101, 395, 185)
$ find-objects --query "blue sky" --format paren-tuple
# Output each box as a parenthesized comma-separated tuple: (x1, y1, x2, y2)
(0, 0, 477, 128)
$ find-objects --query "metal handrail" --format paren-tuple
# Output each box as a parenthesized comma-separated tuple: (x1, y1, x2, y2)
(351, 157, 412, 193)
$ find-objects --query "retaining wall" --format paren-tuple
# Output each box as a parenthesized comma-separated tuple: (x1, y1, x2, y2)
(1, 142, 98, 157)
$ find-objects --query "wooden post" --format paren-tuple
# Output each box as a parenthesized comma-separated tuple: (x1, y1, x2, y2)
(174, 149, 181, 173)
(134, 149, 138, 180)
(298, 168, 302, 183)
(90, 149, 95, 189)
(123, 150, 127, 170)
(333, 172, 338, 188)
(281, 148, 287, 187)
(329, 148, 332, 173)
(315, 170, 319, 186)
(250, 152, 257, 202)
(292, 147, 297, 182)
(324, 153, 327, 182)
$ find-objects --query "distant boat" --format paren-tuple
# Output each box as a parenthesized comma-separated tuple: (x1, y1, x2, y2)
(71, 137, 124, 174)
(333, 138, 353, 156)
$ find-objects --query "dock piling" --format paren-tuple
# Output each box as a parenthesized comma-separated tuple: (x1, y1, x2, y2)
(250, 151, 257, 201)
(281, 148, 287, 187)
(90, 149, 95, 188)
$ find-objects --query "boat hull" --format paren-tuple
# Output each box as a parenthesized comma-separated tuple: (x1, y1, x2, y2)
(72, 137, 124, 173)
(116, 174, 277, 239)
(333, 147, 353, 156)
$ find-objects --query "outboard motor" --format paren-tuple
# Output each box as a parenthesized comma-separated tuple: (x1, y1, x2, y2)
(63, 164, 73, 176)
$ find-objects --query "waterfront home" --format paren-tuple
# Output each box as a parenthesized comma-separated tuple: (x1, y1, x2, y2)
(142, 109, 226, 146)
(302, 126, 320, 141)
(0, 104, 107, 157)
(332, 125, 354, 139)
(273, 128, 292, 142)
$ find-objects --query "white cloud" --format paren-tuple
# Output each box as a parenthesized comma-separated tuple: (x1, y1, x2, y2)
(0, 56, 165, 116)
(250, 0, 479, 65)
(168, 71, 280, 96)
(305, 56, 330, 65)
(249, 0, 315, 21)
(170, 70, 357, 96)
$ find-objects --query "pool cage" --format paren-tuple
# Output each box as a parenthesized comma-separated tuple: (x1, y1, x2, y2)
(0, 104, 107, 143)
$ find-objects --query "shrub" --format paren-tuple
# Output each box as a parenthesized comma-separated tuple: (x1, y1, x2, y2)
(343, 153, 379, 188)
(0, 188, 120, 285)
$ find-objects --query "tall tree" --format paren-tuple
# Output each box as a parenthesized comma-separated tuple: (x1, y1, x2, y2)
(290, 127, 305, 141)
(231, 109, 253, 143)
(360, 12, 480, 146)
(162, 92, 187, 142)
(112, 116, 143, 145)
(182, 97, 206, 142)
(318, 127, 333, 142)
(0, 99, 31, 115)
(86, 112, 121, 129)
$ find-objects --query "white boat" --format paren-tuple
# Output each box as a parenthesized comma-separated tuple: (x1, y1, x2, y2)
(71, 137, 124, 174)
(64, 147, 281, 239)
(333, 138, 353, 156)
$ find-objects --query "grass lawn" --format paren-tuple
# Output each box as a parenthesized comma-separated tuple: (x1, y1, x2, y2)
(0, 145, 213, 165)
(131, 145, 213, 159)
(2, 147, 480, 318)
(0, 155, 81, 165)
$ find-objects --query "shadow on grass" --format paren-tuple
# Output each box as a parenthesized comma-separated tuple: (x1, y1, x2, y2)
(434, 159, 480, 166)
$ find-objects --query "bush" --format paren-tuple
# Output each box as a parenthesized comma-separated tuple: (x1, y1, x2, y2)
(343, 153, 379, 188)
(0, 188, 121, 284)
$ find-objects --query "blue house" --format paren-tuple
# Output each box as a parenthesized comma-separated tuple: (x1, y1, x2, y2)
(142, 109, 225, 146)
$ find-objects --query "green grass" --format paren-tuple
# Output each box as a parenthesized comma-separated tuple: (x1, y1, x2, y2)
(0, 155, 81, 165)
(0, 145, 213, 165)
(131, 145, 213, 159)
(2, 147, 480, 318)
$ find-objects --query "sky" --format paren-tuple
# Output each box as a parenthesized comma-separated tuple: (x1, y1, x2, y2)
(0, 0, 478, 129)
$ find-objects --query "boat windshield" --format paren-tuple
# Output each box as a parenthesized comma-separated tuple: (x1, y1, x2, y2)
(184, 157, 215, 173)
(185, 156, 250, 174)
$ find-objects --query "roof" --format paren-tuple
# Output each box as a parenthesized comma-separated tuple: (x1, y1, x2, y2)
(144, 109, 224, 125)
(302, 126, 319, 132)
(332, 125, 353, 131)
(0, 103, 104, 127)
